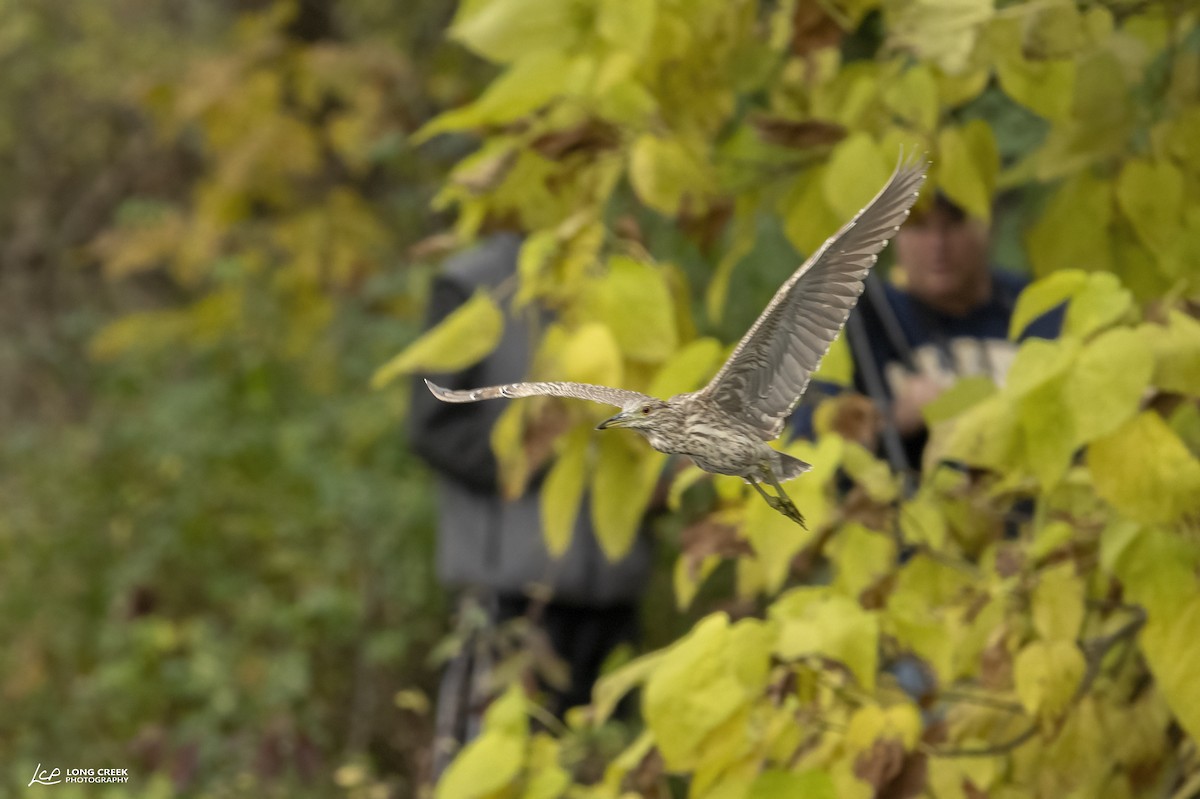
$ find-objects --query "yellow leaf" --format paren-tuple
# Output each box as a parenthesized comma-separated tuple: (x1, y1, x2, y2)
(991, 18, 1076, 121)
(650, 338, 722, 398)
(1032, 562, 1085, 642)
(591, 437, 664, 560)
(642, 614, 761, 769)
(1017, 376, 1076, 489)
(749, 769, 837, 799)
(1065, 327, 1151, 445)
(779, 164, 843, 256)
(450, 0, 579, 63)
(1058, 255, 1134, 333)
(592, 650, 664, 724)
(416, 50, 574, 139)
(811, 331, 852, 387)
(842, 441, 899, 503)
(1147, 311, 1200, 397)
(1139, 594, 1200, 745)
(562, 323, 623, 389)
(1116, 157, 1183, 257)
(885, 64, 939, 132)
(771, 587, 879, 691)
(887, 0, 994, 74)
(1009, 269, 1088, 339)
(583, 256, 678, 363)
(823, 133, 889, 221)
(1089, 411, 1200, 525)
(540, 426, 591, 557)
(1005, 338, 1076, 398)
(1025, 173, 1114, 279)
(846, 703, 923, 752)
(937, 120, 998, 221)
(436, 685, 527, 798)
(829, 523, 897, 597)
(673, 553, 720, 611)
(1013, 639, 1085, 718)
(371, 290, 502, 388)
(629, 133, 713, 216)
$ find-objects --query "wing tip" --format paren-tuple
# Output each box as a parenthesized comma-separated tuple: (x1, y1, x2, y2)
(424, 378, 452, 399)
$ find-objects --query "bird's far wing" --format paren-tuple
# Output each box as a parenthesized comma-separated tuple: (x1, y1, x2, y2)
(424, 379, 652, 409)
(698, 154, 929, 440)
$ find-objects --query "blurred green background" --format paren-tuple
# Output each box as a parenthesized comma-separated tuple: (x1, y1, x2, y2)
(1, 2, 488, 795)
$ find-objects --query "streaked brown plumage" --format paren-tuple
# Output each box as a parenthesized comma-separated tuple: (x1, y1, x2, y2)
(426, 155, 929, 526)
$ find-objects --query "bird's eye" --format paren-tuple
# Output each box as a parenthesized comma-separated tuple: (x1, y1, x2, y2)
(641, 405, 652, 415)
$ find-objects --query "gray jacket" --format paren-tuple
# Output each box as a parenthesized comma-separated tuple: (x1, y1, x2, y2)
(408, 234, 653, 606)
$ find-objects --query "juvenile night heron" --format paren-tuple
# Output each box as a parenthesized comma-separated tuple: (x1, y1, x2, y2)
(425, 156, 928, 527)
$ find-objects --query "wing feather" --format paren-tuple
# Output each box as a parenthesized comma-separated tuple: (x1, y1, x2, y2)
(699, 154, 929, 439)
(424, 379, 652, 409)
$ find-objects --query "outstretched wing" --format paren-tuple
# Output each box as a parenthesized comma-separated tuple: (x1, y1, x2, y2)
(699, 154, 929, 440)
(424, 378, 652, 409)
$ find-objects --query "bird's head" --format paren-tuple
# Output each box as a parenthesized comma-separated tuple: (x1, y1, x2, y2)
(596, 398, 670, 431)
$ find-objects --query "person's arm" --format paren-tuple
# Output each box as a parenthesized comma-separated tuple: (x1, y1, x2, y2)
(408, 277, 504, 493)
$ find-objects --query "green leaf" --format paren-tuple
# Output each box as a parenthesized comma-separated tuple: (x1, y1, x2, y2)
(1089, 411, 1200, 525)
(823, 133, 890, 221)
(1065, 326, 1152, 445)
(771, 587, 879, 691)
(1014, 639, 1085, 718)
(1032, 562, 1085, 642)
(539, 426, 590, 557)
(371, 290, 502, 388)
(1116, 157, 1183, 257)
(1063, 272, 1133, 338)
(937, 120, 998, 221)
(591, 437, 664, 560)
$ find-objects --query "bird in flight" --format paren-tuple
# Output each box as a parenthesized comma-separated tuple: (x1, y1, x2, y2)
(425, 155, 928, 527)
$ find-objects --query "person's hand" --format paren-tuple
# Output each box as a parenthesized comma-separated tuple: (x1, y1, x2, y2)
(890, 372, 947, 436)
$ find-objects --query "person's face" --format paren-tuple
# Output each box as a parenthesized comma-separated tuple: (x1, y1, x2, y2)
(895, 201, 990, 309)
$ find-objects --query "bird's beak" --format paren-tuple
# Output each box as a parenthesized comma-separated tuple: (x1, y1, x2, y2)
(596, 412, 626, 430)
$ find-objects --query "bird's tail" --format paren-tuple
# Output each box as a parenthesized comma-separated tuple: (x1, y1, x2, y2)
(775, 451, 812, 483)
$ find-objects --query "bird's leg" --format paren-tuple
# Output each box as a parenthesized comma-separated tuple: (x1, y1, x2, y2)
(756, 466, 808, 529)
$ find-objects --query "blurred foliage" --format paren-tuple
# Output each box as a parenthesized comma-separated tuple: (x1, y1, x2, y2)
(0, 0, 491, 795)
(384, 0, 1200, 796)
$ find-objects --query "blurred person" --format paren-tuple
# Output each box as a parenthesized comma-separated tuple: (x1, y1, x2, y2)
(408, 233, 653, 772)
(794, 194, 1061, 472)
